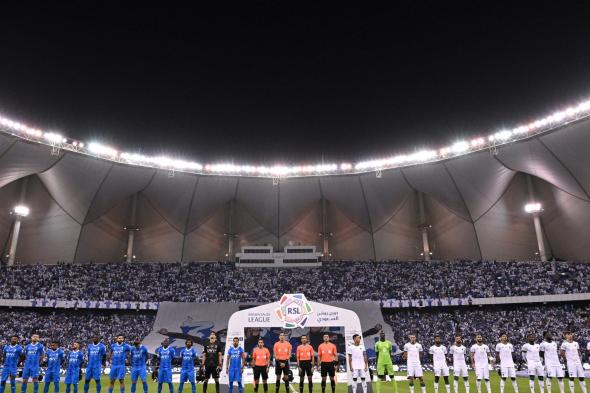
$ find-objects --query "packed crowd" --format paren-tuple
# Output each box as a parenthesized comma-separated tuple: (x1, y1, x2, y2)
(0, 310, 155, 346)
(386, 303, 590, 365)
(0, 260, 589, 302)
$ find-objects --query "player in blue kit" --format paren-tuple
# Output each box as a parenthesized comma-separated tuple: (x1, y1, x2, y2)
(65, 342, 85, 393)
(43, 342, 65, 393)
(84, 337, 106, 393)
(225, 337, 245, 393)
(108, 335, 132, 393)
(155, 339, 175, 393)
(178, 339, 198, 393)
(130, 339, 149, 393)
(1, 336, 23, 393)
(22, 334, 45, 393)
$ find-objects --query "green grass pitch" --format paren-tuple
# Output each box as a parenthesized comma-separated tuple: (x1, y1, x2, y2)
(17, 372, 588, 393)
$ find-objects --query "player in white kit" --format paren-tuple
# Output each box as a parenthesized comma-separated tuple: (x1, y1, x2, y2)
(347, 334, 368, 393)
(429, 335, 450, 393)
(521, 333, 545, 393)
(470, 334, 492, 393)
(495, 332, 519, 393)
(559, 331, 588, 393)
(449, 335, 469, 393)
(539, 332, 564, 393)
(403, 335, 426, 393)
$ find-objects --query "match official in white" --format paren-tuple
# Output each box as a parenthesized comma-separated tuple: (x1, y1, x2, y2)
(429, 335, 450, 393)
(521, 333, 545, 393)
(560, 331, 588, 393)
(449, 335, 469, 393)
(495, 333, 519, 393)
(403, 335, 426, 393)
(470, 334, 492, 393)
(347, 334, 368, 393)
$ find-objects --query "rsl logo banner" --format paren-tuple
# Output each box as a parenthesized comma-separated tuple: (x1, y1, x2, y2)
(275, 293, 313, 328)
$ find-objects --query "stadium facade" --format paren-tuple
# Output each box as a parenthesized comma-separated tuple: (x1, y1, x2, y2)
(1, 113, 590, 264)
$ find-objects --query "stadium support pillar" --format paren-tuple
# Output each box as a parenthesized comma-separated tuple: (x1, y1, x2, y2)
(125, 194, 138, 262)
(526, 175, 548, 262)
(321, 198, 330, 260)
(7, 177, 29, 266)
(417, 191, 431, 261)
(226, 199, 237, 262)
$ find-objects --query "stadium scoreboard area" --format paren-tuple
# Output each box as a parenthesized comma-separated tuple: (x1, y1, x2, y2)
(235, 245, 322, 268)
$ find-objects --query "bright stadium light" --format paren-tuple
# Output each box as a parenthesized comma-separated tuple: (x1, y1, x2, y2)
(524, 202, 542, 214)
(12, 205, 30, 217)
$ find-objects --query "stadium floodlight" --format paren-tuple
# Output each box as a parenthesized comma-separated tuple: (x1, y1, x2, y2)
(88, 142, 118, 158)
(524, 202, 542, 213)
(12, 205, 30, 217)
(43, 132, 63, 144)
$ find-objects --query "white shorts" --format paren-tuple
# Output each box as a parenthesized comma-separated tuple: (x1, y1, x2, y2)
(566, 362, 585, 378)
(453, 365, 468, 378)
(351, 369, 367, 380)
(501, 367, 516, 378)
(527, 362, 545, 377)
(434, 365, 450, 377)
(475, 366, 490, 380)
(407, 364, 423, 378)
(546, 365, 565, 378)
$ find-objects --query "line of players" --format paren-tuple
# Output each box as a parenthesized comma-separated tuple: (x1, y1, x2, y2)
(400, 331, 589, 393)
(0, 332, 225, 393)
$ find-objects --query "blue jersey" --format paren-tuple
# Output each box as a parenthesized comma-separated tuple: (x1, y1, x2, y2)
(110, 343, 132, 367)
(24, 343, 45, 368)
(2, 345, 23, 369)
(67, 351, 84, 371)
(86, 343, 106, 368)
(130, 345, 148, 368)
(46, 349, 65, 373)
(227, 346, 244, 369)
(180, 347, 198, 371)
(155, 347, 175, 370)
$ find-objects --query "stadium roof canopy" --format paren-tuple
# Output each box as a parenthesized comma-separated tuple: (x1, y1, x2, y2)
(1, 101, 590, 263)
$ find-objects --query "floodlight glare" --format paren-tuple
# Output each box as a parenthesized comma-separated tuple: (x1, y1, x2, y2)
(524, 202, 542, 213)
(13, 205, 30, 217)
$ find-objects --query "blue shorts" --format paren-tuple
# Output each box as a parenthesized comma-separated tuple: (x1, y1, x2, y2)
(23, 366, 41, 380)
(158, 368, 172, 383)
(180, 370, 195, 383)
(110, 365, 126, 380)
(228, 368, 242, 382)
(1, 368, 17, 382)
(131, 368, 147, 382)
(65, 369, 81, 384)
(85, 366, 102, 380)
(44, 371, 61, 383)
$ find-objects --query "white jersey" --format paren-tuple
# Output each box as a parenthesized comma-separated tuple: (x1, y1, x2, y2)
(347, 344, 366, 370)
(521, 343, 541, 364)
(495, 342, 515, 368)
(449, 344, 468, 368)
(560, 341, 581, 364)
(539, 341, 561, 367)
(470, 344, 490, 368)
(429, 345, 448, 368)
(404, 342, 423, 366)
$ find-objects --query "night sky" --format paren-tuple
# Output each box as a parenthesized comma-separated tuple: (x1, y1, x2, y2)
(1, 3, 590, 164)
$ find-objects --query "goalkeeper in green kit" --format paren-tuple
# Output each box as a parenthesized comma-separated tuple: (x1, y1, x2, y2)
(375, 331, 398, 393)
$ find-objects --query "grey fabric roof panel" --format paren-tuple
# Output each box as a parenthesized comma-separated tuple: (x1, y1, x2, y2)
(279, 202, 322, 249)
(84, 164, 156, 224)
(38, 154, 113, 224)
(0, 180, 21, 256)
(235, 177, 279, 236)
(182, 207, 227, 261)
(445, 151, 516, 221)
(186, 176, 238, 233)
(0, 140, 61, 189)
(278, 177, 322, 236)
(402, 162, 472, 221)
(328, 202, 375, 260)
(494, 138, 588, 200)
(319, 175, 372, 232)
(359, 169, 414, 231)
(141, 170, 198, 233)
(474, 173, 538, 260)
(233, 202, 278, 248)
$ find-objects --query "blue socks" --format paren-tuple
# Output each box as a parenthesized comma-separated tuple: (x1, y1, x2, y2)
(143, 383, 148, 393)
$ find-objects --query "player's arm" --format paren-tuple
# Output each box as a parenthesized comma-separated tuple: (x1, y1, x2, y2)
(347, 352, 353, 371)
(364, 350, 368, 371)
(241, 350, 245, 371)
(266, 349, 271, 369)
(218, 345, 223, 369)
(201, 350, 206, 367)
(469, 349, 475, 368)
